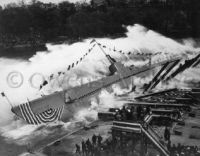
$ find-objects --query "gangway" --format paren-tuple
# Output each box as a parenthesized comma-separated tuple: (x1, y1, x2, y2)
(112, 121, 170, 156)
(141, 125, 169, 156)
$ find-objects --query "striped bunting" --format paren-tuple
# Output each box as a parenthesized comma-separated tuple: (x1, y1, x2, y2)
(19, 102, 64, 125)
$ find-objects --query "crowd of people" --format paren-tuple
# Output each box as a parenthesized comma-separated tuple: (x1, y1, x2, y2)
(75, 134, 140, 156)
(75, 134, 103, 156)
(170, 144, 200, 156)
(114, 105, 151, 122)
(75, 134, 200, 156)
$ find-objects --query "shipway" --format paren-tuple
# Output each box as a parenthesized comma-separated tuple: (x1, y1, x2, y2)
(10, 42, 200, 125)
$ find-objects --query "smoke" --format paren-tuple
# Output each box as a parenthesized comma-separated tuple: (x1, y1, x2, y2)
(0, 24, 200, 151)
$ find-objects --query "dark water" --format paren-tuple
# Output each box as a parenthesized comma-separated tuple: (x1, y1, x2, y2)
(0, 44, 47, 59)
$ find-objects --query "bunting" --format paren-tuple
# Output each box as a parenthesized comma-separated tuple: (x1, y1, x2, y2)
(90, 39, 96, 44)
(49, 74, 54, 80)
(58, 72, 62, 76)
(39, 42, 97, 90)
(39, 40, 167, 91)
(94, 41, 166, 57)
(68, 65, 71, 70)
(18, 102, 64, 125)
(1, 92, 5, 97)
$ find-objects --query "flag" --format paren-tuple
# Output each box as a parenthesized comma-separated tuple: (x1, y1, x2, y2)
(49, 74, 54, 80)
(80, 57, 83, 61)
(1, 92, 5, 97)
(39, 85, 42, 90)
(67, 65, 71, 70)
(90, 39, 96, 44)
(42, 80, 48, 86)
(103, 45, 106, 48)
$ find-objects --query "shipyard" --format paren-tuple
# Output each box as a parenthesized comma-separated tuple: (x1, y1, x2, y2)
(0, 0, 200, 156)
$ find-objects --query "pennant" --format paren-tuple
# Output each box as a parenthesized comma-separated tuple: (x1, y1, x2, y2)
(42, 80, 48, 86)
(67, 65, 71, 70)
(49, 74, 54, 80)
(72, 63, 74, 68)
(1, 92, 5, 97)
(89, 49, 91, 52)
(80, 58, 83, 61)
(90, 39, 96, 44)
(58, 72, 62, 76)
(39, 85, 42, 90)
(76, 61, 79, 65)
(98, 43, 101, 46)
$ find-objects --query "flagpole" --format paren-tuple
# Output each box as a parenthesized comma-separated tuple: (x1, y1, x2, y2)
(27, 98, 30, 103)
(1, 93, 14, 108)
(94, 40, 115, 64)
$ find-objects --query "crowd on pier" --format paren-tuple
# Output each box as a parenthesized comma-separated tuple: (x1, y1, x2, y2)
(75, 134, 143, 156)
(113, 105, 152, 121)
(75, 134, 104, 156)
(74, 134, 200, 156)
(169, 144, 200, 156)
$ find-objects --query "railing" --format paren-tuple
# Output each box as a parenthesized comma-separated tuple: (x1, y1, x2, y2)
(142, 126, 169, 156)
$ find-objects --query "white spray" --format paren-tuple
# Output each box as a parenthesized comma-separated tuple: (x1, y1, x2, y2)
(0, 24, 199, 145)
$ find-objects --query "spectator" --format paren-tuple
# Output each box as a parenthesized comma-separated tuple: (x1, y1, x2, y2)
(97, 134, 103, 146)
(92, 134, 97, 145)
(164, 127, 170, 141)
(81, 140, 86, 155)
(75, 144, 81, 154)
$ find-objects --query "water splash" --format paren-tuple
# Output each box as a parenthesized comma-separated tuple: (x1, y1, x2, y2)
(0, 24, 199, 146)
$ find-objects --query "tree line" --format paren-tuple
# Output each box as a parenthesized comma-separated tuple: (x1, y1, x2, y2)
(0, 0, 200, 47)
